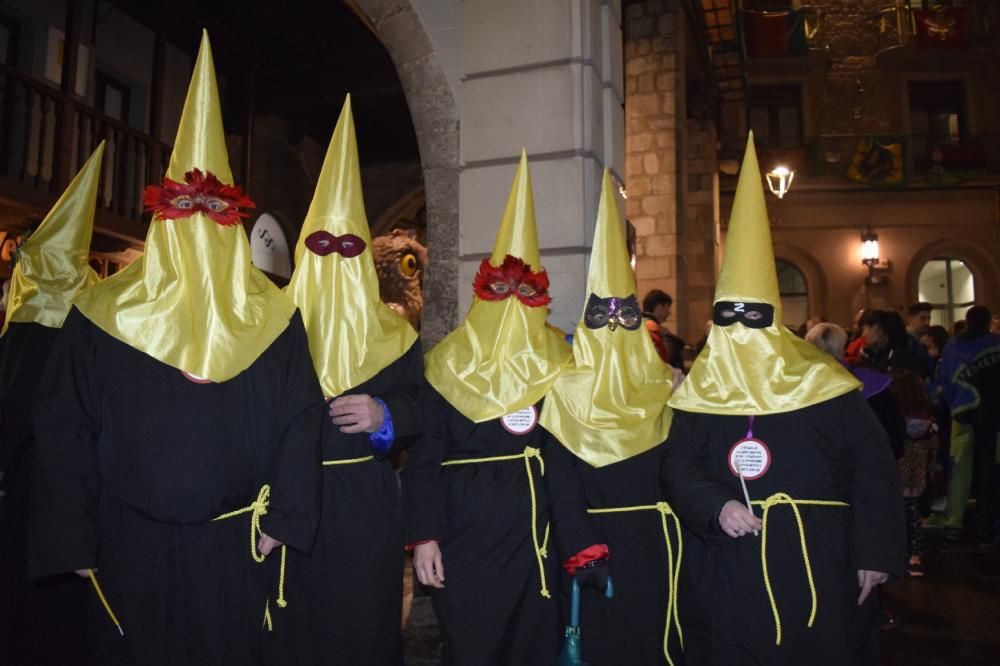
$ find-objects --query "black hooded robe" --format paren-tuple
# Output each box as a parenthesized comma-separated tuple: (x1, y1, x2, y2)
(546, 442, 684, 666)
(265, 341, 424, 665)
(402, 385, 561, 666)
(0, 321, 93, 666)
(661, 391, 904, 666)
(29, 308, 324, 666)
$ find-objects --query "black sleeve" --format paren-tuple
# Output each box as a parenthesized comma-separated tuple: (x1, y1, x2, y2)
(401, 381, 449, 544)
(660, 411, 741, 544)
(0, 325, 59, 471)
(842, 391, 906, 578)
(260, 316, 324, 555)
(544, 435, 603, 563)
(867, 390, 906, 459)
(376, 340, 425, 459)
(28, 309, 104, 578)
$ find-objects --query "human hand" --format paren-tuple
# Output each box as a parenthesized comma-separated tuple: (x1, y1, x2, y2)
(329, 394, 385, 434)
(413, 541, 445, 589)
(257, 532, 283, 557)
(856, 569, 889, 605)
(719, 499, 762, 538)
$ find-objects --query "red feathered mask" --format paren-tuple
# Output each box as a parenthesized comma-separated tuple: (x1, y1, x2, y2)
(473, 255, 551, 308)
(142, 169, 255, 226)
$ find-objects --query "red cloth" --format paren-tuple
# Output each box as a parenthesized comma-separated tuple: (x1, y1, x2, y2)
(562, 543, 609, 575)
(844, 336, 865, 367)
(645, 320, 671, 364)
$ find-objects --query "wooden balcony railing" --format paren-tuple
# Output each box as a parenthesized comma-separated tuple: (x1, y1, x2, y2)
(0, 63, 171, 226)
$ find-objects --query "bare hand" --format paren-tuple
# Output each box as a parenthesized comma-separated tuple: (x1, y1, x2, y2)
(329, 394, 385, 434)
(719, 500, 762, 538)
(258, 533, 283, 557)
(856, 569, 889, 605)
(413, 541, 445, 589)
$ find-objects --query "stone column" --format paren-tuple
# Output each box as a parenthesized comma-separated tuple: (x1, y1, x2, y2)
(624, 1, 685, 333)
(456, 0, 625, 333)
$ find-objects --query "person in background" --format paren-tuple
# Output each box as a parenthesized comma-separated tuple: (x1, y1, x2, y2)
(642, 289, 687, 370)
(950, 319, 967, 337)
(0, 144, 105, 666)
(929, 306, 1000, 545)
(990, 314, 1000, 336)
(905, 303, 934, 370)
(889, 370, 937, 577)
(844, 308, 869, 367)
(861, 310, 929, 380)
(921, 325, 950, 377)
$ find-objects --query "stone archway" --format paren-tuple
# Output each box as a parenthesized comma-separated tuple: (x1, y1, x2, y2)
(351, 0, 460, 346)
(774, 242, 829, 321)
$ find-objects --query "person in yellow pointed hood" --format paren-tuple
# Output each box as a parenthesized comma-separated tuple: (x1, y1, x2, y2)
(73, 34, 294, 383)
(2, 142, 104, 337)
(661, 134, 904, 665)
(403, 152, 567, 666)
(273, 95, 424, 664)
(542, 169, 673, 467)
(541, 170, 684, 666)
(28, 31, 324, 665)
(0, 143, 105, 663)
(670, 133, 858, 415)
(424, 150, 570, 423)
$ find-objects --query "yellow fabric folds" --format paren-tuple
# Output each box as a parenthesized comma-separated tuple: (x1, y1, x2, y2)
(2, 142, 104, 335)
(669, 133, 859, 415)
(73, 31, 294, 383)
(425, 151, 570, 422)
(285, 95, 417, 397)
(540, 170, 673, 467)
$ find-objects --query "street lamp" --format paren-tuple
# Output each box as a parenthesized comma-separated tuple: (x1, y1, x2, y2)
(861, 230, 880, 269)
(765, 166, 794, 199)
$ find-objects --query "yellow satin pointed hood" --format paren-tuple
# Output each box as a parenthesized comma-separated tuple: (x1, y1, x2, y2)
(669, 134, 859, 415)
(2, 142, 104, 336)
(425, 150, 570, 423)
(286, 95, 417, 397)
(73, 31, 295, 382)
(540, 170, 672, 466)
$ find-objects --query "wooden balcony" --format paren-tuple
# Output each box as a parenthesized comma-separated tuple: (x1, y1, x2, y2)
(0, 62, 165, 247)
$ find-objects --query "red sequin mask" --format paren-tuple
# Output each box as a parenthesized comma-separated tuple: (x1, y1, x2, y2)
(472, 255, 551, 308)
(142, 169, 256, 226)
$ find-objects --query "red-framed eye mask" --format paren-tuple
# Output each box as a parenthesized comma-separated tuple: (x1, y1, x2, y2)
(142, 168, 256, 226)
(472, 255, 551, 308)
(304, 231, 366, 258)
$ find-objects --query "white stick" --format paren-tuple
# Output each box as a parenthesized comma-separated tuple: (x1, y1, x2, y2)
(735, 459, 759, 537)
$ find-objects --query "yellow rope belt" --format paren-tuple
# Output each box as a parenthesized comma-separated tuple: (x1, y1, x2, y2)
(750, 493, 850, 646)
(441, 446, 552, 599)
(212, 485, 287, 631)
(86, 570, 124, 635)
(322, 455, 375, 466)
(588, 501, 683, 666)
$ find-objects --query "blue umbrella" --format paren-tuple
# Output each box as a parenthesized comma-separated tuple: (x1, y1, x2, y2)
(556, 576, 614, 666)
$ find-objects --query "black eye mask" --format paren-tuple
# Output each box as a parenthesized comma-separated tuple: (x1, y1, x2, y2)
(713, 301, 775, 329)
(584, 294, 642, 331)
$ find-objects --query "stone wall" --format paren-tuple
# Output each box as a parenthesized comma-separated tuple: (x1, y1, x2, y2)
(624, 0, 683, 331)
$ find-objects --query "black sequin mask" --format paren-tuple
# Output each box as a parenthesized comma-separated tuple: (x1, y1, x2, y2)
(584, 294, 642, 331)
(713, 301, 775, 329)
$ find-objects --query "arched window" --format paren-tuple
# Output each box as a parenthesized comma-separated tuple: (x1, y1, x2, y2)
(918, 257, 976, 327)
(776, 259, 808, 327)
